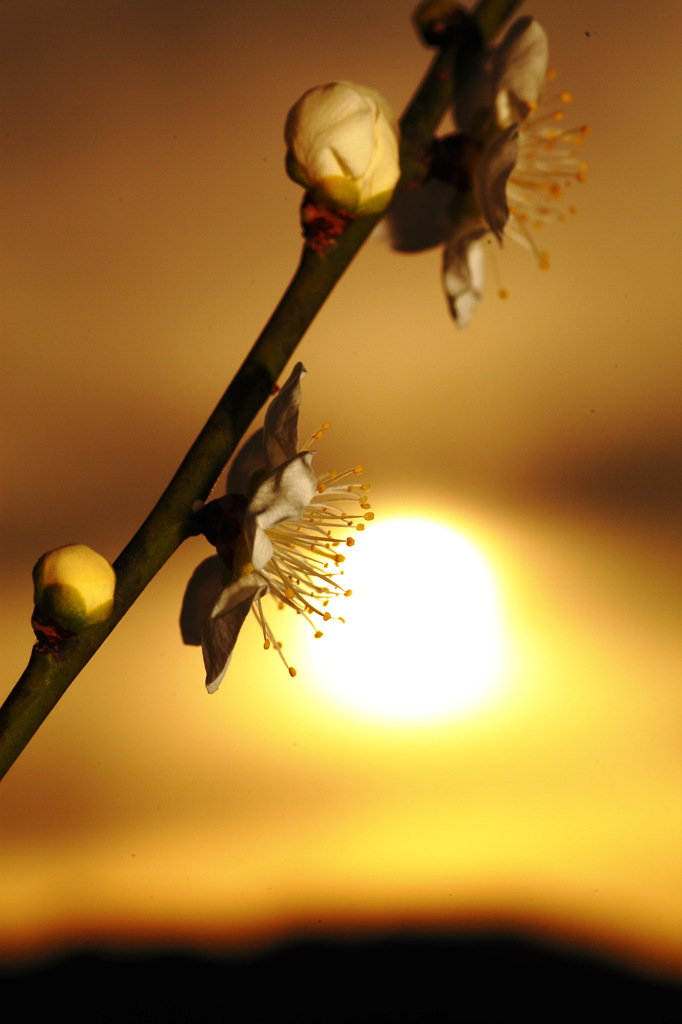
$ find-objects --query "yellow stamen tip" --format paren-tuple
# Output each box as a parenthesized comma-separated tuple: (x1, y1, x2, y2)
(317, 484, 327, 493)
(498, 288, 509, 300)
(263, 640, 271, 650)
(363, 512, 375, 521)
(345, 537, 355, 547)
(353, 465, 364, 474)
(288, 667, 297, 678)
(356, 523, 365, 532)
(314, 630, 323, 639)
(560, 91, 573, 103)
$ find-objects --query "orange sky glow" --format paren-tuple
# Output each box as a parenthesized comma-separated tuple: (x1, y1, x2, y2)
(1, 0, 681, 982)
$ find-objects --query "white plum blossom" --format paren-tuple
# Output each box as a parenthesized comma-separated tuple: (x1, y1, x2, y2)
(385, 17, 589, 327)
(442, 16, 547, 325)
(285, 82, 401, 215)
(181, 363, 372, 693)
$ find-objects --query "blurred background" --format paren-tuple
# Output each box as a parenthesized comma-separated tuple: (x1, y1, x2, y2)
(2, 0, 681, 1015)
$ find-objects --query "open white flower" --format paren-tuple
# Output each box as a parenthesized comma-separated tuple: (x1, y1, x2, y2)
(285, 81, 400, 215)
(384, 17, 589, 327)
(181, 363, 372, 693)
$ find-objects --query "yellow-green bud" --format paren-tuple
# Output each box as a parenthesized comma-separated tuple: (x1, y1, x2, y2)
(32, 544, 116, 632)
(284, 81, 400, 215)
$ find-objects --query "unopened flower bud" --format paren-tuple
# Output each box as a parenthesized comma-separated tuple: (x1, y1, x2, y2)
(32, 544, 116, 632)
(285, 81, 400, 215)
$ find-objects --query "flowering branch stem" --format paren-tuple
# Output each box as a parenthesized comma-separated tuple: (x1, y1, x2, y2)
(474, 0, 525, 42)
(0, 0, 522, 780)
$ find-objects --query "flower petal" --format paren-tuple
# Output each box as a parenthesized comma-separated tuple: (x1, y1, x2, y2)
(263, 362, 306, 470)
(442, 218, 488, 328)
(226, 429, 266, 496)
(379, 177, 454, 253)
(246, 451, 318, 570)
(179, 555, 225, 646)
(203, 573, 268, 693)
(493, 17, 549, 127)
(473, 124, 518, 239)
(356, 89, 401, 208)
(286, 83, 376, 181)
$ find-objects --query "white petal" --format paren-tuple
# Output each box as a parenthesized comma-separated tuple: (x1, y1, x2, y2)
(442, 219, 488, 328)
(203, 574, 268, 693)
(473, 124, 518, 239)
(285, 83, 376, 182)
(355, 94, 401, 206)
(248, 526, 274, 575)
(226, 429, 266, 496)
(227, 362, 307, 496)
(263, 362, 306, 470)
(493, 17, 549, 127)
(246, 452, 318, 570)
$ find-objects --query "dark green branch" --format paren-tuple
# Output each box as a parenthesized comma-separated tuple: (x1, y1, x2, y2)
(0, 0, 523, 780)
(473, 0, 525, 42)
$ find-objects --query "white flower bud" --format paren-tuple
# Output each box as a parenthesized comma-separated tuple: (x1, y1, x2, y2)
(33, 544, 116, 632)
(285, 81, 400, 215)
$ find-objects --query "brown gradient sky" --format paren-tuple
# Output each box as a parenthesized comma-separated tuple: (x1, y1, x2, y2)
(2, 0, 681, 976)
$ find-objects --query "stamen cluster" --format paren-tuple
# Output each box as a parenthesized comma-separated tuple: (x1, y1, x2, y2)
(507, 72, 590, 268)
(180, 363, 372, 692)
(255, 454, 373, 676)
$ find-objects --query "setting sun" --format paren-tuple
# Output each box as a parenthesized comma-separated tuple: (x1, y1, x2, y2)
(302, 517, 508, 723)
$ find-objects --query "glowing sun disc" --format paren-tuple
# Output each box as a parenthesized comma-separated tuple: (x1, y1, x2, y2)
(305, 516, 507, 723)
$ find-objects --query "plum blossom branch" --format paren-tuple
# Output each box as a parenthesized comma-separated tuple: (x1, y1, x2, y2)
(0, 0, 524, 781)
(385, 12, 589, 327)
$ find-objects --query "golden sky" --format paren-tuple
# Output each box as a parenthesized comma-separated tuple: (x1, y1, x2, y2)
(2, 0, 681, 978)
